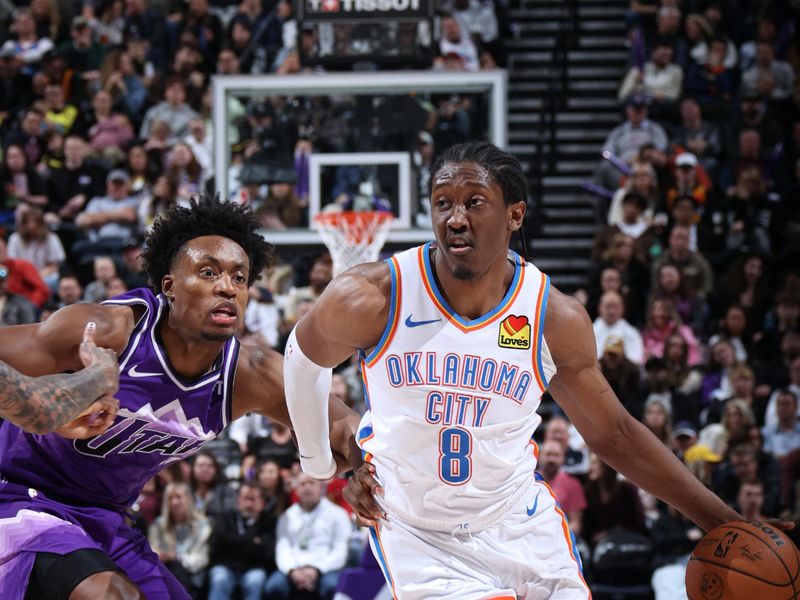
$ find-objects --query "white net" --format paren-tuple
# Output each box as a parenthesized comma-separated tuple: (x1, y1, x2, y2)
(314, 211, 394, 276)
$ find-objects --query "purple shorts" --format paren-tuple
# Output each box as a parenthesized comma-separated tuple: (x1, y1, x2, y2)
(0, 479, 190, 600)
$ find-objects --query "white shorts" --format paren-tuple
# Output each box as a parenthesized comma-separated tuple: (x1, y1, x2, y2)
(368, 480, 591, 600)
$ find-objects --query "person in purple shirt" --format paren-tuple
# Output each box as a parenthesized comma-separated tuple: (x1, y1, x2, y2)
(0, 196, 363, 600)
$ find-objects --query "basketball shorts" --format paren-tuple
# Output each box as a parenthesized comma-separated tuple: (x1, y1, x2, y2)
(0, 479, 190, 600)
(368, 479, 590, 600)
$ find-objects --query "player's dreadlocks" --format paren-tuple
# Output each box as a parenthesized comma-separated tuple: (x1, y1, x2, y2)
(142, 194, 274, 294)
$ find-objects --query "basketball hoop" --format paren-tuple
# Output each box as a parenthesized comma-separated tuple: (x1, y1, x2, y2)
(314, 211, 394, 276)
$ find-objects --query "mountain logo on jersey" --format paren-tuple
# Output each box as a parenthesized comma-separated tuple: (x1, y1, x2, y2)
(498, 315, 530, 349)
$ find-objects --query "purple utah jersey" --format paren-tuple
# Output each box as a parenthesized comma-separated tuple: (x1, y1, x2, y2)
(0, 287, 239, 511)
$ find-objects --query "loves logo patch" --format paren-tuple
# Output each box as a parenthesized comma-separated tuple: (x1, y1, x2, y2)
(499, 315, 531, 350)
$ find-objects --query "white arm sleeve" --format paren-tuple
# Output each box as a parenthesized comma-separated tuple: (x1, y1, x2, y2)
(283, 327, 337, 480)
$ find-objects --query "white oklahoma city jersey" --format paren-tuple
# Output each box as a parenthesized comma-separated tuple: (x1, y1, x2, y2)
(357, 243, 557, 532)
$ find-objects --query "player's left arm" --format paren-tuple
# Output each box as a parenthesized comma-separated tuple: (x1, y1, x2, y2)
(544, 287, 777, 533)
(232, 340, 362, 475)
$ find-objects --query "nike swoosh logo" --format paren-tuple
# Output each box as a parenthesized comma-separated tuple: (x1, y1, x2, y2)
(128, 364, 164, 378)
(404, 315, 443, 328)
(526, 491, 540, 517)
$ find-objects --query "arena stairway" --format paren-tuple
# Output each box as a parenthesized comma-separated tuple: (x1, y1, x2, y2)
(505, 0, 629, 292)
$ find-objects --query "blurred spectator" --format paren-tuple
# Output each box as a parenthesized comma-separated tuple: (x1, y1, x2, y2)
(642, 298, 701, 366)
(148, 482, 212, 598)
(739, 17, 780, 72)
(106, 277, 128, 298)
(544, 416, 590, 476)
(742, 41, 796, 101)
(265, 473, 351, 600)
(0, 236, 50, 308)
(55, 16, 105, 89)
(42, 82, 79, 135)
(671, 98, 721, 175)
(191, 452, 238, 522)
(244, 284, 281, 348)
(649, 502, 703, 600)
(718, 166, 774, 258)
(83, 255, 118, 303)
(7, 207, 65, 288)
(166, 141, 206, 204)
(82, 90, 135, 157)
(664, 153, 709, 213)
(702, 400, 756, 458)
(724, 92, 783, 157)
(246, 421, 299, 472)
(254, 459, 291, 519)
(283, 254, 333, 323)
(126, 143, 158, 198)
(208, 482, 276, 600)
(599, 336, 643, 418)
(651, 264, 705, 332)
(138, 175, 178, 233)
(123, 0, 170, 70)
(683, 443, 722, 487)
(0, 144, 47, 223)
(708, 304, 750, 363)
(618, 40, 683, 121)
(0, 8, 54, 73)
(762, 389, 800, 459)
(684, 38, 736, 112)
(588, 233, 650, 327)
(56, 272, 83, 307)
(594, 192, 653, 263)
(756, 291, 800, 362)
(712, 443, 779, 516)
(593, 291, 645, 364)
(643, 395, 673, 447)
(597, 95, 668, 191)
(4, 109, 46, 166)
(711, 254, 771, 329)
(700, 339, 739, 406)
(74, 169, 140, 245)
(736, 479, 768, 521)
(139, 77, 200, 143)
(651, 225, 714, 303)
(177, 0, 223, 65)
(703, 363, 756, 425)
(102, 50, 148, 118)
(672, 422, 698, 459)
(437, 14, 479, 72)
(607, 163, 662, 226)
(538, 440, 587, 536)
(663, 332, 704, 400)
(0, 263, 38, 325)
(45, 135, 106, 227)
(184, 117, 213, 175)
(120, 236, 149, 290)
(763, 356, 800, 430)
(637, 357, 700, 430)
(254, 179, 305, 230)
(582, 455, 648, 547)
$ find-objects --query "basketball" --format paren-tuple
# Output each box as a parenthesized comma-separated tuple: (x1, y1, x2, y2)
(685, 521, 800, 600)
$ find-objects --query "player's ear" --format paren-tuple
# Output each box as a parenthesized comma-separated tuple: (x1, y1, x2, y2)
(161, 274, 175, 300)
(508, 200, 526, 232)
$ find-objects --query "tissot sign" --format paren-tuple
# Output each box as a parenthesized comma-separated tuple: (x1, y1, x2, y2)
(299, 0, 432, 22)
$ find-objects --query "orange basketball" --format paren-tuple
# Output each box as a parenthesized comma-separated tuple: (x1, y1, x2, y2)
(686, 520, 800, 600)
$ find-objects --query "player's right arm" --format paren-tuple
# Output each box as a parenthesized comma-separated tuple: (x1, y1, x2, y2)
(0, 303, 136, 435)
(284, 261, 391, 480)
(0, 322, 120, 435)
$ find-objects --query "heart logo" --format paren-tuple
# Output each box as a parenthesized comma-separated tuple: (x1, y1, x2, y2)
(504, 315, 529, 335)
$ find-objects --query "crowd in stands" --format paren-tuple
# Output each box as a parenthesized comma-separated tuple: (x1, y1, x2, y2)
(577, 0, 800, 594)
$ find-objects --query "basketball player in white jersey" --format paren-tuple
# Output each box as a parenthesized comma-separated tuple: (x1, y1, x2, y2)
(284, 142, 789, 599)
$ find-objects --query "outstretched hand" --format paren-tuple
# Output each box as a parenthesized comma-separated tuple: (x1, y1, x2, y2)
(343, 462, 386, 528)
(56, 322, 121, 439)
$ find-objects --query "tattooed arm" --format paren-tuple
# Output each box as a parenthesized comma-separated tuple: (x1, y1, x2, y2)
(0, 322, 121, 436)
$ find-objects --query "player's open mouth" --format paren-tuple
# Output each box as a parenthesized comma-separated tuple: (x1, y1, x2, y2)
(447, 239, 472, 255)
(210, 303, 238, 325)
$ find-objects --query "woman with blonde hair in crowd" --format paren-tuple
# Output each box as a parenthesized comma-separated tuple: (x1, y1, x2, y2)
(643, 397, 674, 448)
(165, 141, 206, 204)
(698, 399, 755, 457)
(7, 206, 65, 289)
(643, 298, 702, 365)
(607, 162, 662, 226)
(148, 482, 212, 599)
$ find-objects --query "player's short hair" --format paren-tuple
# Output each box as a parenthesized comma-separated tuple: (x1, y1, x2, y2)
(430, 141, 528, 206)
(142, 194, 274, 294)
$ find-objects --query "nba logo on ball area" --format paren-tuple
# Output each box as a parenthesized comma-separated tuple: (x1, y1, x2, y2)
(498, 315, 531, 349)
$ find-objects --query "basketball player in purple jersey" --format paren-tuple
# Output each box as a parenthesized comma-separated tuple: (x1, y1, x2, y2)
(0, 197, 363, 600)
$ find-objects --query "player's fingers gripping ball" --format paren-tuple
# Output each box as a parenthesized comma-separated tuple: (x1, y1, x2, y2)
(685, 520, 800, 599)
